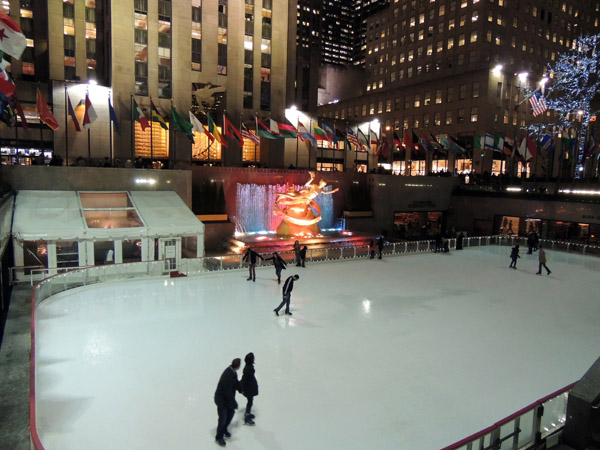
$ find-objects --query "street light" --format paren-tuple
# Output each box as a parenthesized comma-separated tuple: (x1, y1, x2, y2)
(517, 72, 529, 83)
(492, 64, 503, 77)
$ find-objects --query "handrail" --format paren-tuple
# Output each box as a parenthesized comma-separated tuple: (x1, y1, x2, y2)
(440, 382, 577, 450)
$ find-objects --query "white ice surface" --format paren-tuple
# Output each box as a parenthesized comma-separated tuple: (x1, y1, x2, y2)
(34, 246, 600, 450)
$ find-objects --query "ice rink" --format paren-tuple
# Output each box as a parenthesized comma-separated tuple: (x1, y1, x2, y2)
(34, 246, 600, 450)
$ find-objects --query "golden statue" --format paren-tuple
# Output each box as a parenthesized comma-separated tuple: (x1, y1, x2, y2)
(274, 171, 338, 236)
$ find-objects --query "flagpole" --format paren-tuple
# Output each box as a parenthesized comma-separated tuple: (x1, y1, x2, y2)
(150, 97, 154, 161)
(85, 89, 91, 161)
(130, 95, 134, 161)
(109, 93, 113, 166)
(64, 85, 69, 166)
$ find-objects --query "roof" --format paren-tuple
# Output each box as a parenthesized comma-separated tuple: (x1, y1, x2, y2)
(12, 190, 204, 241)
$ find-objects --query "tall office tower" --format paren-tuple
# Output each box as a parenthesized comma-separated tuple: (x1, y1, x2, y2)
(321, 0, 355, 65)
(351, 0, 390, 67)
(1, 0, 292, 167)
(318, 0, 600, 176)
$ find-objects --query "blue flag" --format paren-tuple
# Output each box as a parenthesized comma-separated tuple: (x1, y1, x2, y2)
(109, 98, 121, 135)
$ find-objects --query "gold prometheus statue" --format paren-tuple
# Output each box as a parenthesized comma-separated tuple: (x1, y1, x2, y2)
(274, 171, 339, 236)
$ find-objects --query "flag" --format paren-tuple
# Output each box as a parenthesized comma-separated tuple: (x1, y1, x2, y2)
(0, 11, 27, 59)
(36, 89, 59, 130)
(189, 112, 215, 143)
(585, 129, 598, 158)
(207, 112, 224, 146)
(151, 100, 168, 130)
(277, 120, 298, 139)
(357, 128, 369, 149)
(429, 134, 442, 151)
(82, 93, 97, 129)
(540, 134, 554, 152)
(519, 135, 537, 160)
(322, 123, 337, 146)
(10, 92, 27, 130)
(474, 133, 482, 150)
(297, 121, 317, 147)
(403, 129, 415, 151)
(493, 134, 504, 153)
(346, 127, 361, 149)
(334, 125, 349, 149)
(256, 117, 281, 139)
(223, 114, 244, 147)
(108, 98, 121, 135)
(132, 98, 149, 131)
(0, 67, 15, 96)
(313, 124, 332, 143)
(67, 94, 80, 132)
(370, 129, 379, 147)
(441, 135, 466, 154)
(268, 119, 283, 136)
(376, 134, 389, 158)
(171, 105, 194, 142)
(241, 122, 260, 145)
(503, 135, 514, 155)
(0, 101, 14, 127)
(483, 133, 495, 150)
(419, 134, 434, 152)
(393, 131, 402, 148)
(529, 90, 548, 117)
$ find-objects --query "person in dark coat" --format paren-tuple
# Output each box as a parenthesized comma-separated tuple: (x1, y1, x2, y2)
(214, 358, 241, 447)
(509, 245, 521, 269)
(527, 233, 534, 254)
(456, 232, 464, 250)
(536, 245, 551, 275)
(377, 236, 384, 259)
(242, 246, 264, 282)
(533, 232, 540, 251)
(293, 240, 301, 266)
(273, 274, 299, 316)
(368, 239, 376, 259)
(264, 252, 287, 284)
(434, 233, 442, 253)
(300, 245, 308, 267)
(239, 352, 259, 425)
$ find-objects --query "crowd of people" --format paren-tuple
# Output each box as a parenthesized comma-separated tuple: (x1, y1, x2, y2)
(509, 243, 551, 275)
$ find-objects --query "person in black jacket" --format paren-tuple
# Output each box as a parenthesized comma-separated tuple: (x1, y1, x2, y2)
(509, 245, 521, 269)
(273, 274, 299, 316)
(300, 245, 308, 267)
(242, 246, 264, 282)
(264, 252, 287, 284)
(377, 236, 384, 259)
(214, 358, 241, 447)
(239, 352, 259, 425)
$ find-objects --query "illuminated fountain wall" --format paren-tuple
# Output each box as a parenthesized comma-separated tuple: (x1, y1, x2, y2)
(234, 183, 334, 234)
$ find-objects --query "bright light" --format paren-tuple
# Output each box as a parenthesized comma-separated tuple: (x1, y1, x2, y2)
(506, 187, 522, 192)
(517, 72, 529, 82)
(577, 110, 584, 116)
(371, 118, 380, 125)
(559, 189, 600, 195)
(492, 64, 503, 77)
(88, 79, 98, 86)
(539, 77, 549, 86)
(135, 178, 157, 185)
(290, 105, 297, 111)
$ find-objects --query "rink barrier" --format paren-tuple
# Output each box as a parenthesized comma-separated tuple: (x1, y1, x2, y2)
(441, 382, 577, 450)
(27, 236, 599, 449)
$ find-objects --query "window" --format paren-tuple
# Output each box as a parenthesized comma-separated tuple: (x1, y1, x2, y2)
(435, 89, 442, 104)
(414, 95, 421, 108)
(457, 108, 465, 123)
(470, 31, 477, 42)
(447, 87, 454, 102)
(445, 110, 453, 125)
(472, 81, 479, 98)
(470, 107, 478, 122)
(459, 84, 466, 99)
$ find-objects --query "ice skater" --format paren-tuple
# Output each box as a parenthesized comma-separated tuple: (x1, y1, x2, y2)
(509, 244, 520, 269)
(293, 240, 301, 266)
(214, 358, 241, 447)
(377, 236, 384, 259)
(239, 352, 258, 426)
(536, 245, 551, 275)
(300, 245, 308, 267)
(274, 274, 299, 316)
(264, 251, 287, 284)
(369, 239, 376, 259)
(243, 246, 264, 282)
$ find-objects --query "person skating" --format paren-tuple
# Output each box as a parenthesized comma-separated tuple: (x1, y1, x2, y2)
(293, 240, 301, 266)
(377, 236, 384, 259)
(527, 233, 534, 254)
(536, 245, 551, 275)
(369, 239, 376, 259)
(242, 246, 264, 282)
(274, 274, 299, 316)
(239, 352, 259, 426)
(214, 358, 241, 447)
(509, 245, 520, 269)
(300, 245, 308, 267)
(264, 252, 287, 284)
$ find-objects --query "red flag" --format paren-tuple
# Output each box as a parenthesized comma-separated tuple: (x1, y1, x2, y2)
(11, 92, 28, 130)
(36, 89, 59, 130)
(393, 131, 402, 147)
(0, 11, 26, 59)
(82, 93, 97, 129)
(403, 129, 415, 151)
(223, 114, 244, 147)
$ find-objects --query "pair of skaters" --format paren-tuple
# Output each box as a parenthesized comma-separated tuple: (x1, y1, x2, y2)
(509, 244, 552, 275)
(214, 353, 259, 447)
(244, 246, 305, 284)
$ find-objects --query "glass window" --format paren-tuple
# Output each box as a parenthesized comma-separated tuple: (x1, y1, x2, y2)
(23, 241, 48, 271)
(122, 239, 142, 264)
(94, 241, 115, 265)
(182, 236, 198, 258)
(56, 241, 79, 268)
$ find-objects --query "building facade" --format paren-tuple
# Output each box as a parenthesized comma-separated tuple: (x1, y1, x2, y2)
(1, 0, 293, 168)
(318, 0, 600, 176)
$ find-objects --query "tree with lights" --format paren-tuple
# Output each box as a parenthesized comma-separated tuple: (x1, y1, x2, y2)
(536, 33, 600, 178)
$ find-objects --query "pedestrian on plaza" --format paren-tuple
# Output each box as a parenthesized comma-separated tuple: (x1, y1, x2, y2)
(509, 244, 520, 269)
(377, 236, 384, 259)
(293, 240, 301, 266)
(527, 233, 535, 254)
(274, 274, 299, 316)
(536, 245, 552, 276)
(533, 232, 540, 251)
(369, 239, 376, 259)
(242, 246, 264, 282)
(264, 252, 287, 284)
(456, 232, 464, 250)
(300, 245, 308, 267)
(434, 233, 442, 253)
(214, 358, 241, 447)
(239, 352, 259, 426)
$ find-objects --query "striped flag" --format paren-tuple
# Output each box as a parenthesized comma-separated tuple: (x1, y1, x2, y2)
(241, 122, 260, 144)
(529, 90, 548, 117)
(82, 93, 97, 129)
(346, 127, 362, 149)
(67, 94, 81, 132)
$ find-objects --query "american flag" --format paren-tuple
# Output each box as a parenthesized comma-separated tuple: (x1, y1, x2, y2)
(346, 127, 361, 149)
(529, 90, 548, 117)
(241, 122, 260, 144)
